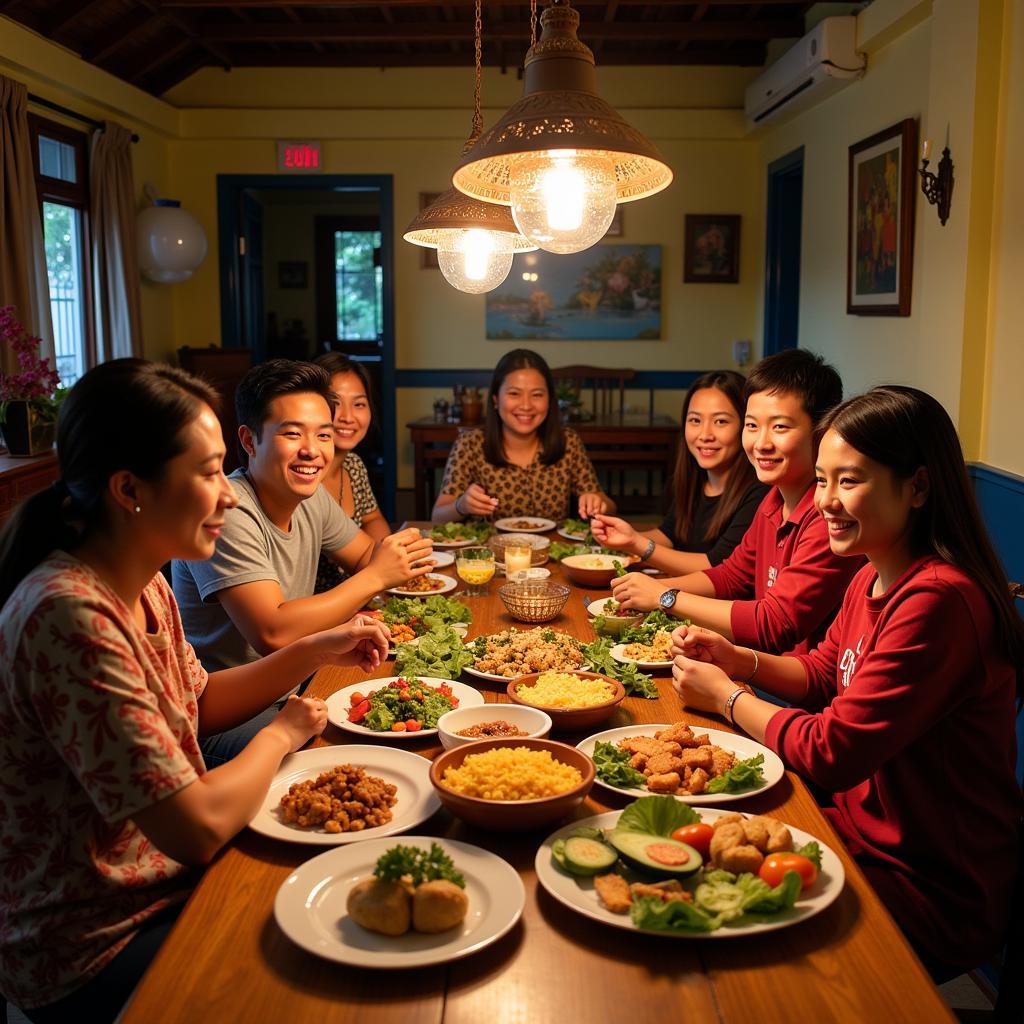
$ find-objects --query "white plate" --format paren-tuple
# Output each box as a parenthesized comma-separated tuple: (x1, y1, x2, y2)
(249, 745, 441, 845)
(535, 808, 844, 939)
(422, 550, 455, 568)
(609, 641, 673, 669)
(326, 677, 484, 738)
(275, 835, 525, 968)
(576, 724, 786, 805)
(494, 517, 556, 533)
(556, 527, 589, 542)
(387, 573, 457, 597)
(386, 622, 469, 658)
(463, 631, 589, 683)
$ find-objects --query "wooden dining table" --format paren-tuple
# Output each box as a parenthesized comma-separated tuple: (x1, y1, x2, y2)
(122, 530, 954, 1024)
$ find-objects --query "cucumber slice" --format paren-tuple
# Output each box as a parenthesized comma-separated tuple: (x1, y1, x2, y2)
(561, 836, 619, 876)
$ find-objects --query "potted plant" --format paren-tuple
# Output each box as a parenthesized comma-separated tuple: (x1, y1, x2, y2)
(0, 306, 64, 457)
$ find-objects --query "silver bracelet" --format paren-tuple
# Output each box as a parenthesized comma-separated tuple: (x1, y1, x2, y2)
(741, 649, 759, 684)
(724, 686, 750, 726)
(454, 493, 466, 518)
(640, 537, 656, 562)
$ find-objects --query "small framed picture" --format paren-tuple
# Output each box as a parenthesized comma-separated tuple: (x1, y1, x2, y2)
(278, 261, 308, 289)
(683, 214, 741, 283)
(419, 192, 441, 269)
(604, 206, 624, 237)
(847, 118, 917, 316)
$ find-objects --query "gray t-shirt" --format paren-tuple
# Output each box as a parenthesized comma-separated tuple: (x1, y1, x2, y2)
(172, 469, 359, 672)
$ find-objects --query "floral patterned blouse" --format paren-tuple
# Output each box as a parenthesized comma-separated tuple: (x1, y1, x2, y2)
(438, 427, 602, 521)
(0, 553, 207, 1008)
(314, 452, 380, 594)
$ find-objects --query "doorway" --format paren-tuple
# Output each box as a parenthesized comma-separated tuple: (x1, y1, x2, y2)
(763, 148, 804, 355)
(216, 174, 396, 518)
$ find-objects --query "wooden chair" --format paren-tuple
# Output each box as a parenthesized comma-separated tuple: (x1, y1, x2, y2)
(177, 346, 253, 473)
(550, 365, 636, 418)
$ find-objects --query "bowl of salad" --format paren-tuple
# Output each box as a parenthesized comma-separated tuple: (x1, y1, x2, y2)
(586, 598, 644, 637)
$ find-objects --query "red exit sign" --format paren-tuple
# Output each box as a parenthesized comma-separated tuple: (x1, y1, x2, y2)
(277, 140, 322, 172)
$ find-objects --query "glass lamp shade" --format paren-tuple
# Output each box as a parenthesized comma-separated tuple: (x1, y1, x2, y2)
(137, 200, 207, 284)
(509, 150, 618, 254)
(436, 228, 515, 293)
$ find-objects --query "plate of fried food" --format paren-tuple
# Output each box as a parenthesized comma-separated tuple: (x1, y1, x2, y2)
(463, 627, 588, 683)
(493, 517, 557, 534)
(609, 632, 674, 669)
(274, 835, 525, 967)
(534, 797, 844, 939)
(577, 724, 785, 805)
(249, 745, 441, 845)
(387, 573, 457, 597)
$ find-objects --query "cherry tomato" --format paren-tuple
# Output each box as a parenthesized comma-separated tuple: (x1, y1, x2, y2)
(759, 853, 818, 891)
(391, 721, 407, 732)
(670, 823, 714, 860)
(349, 692, 365, 707)
(405, 719, 423, 732)
(347, 699, 371, 723)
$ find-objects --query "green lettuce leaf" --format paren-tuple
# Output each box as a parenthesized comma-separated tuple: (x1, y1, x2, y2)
(705, 753, 766, 794)
(629, 894, 720, 933)
(613, 795, 701, 837)
(581, 637, 658, 699)
(794, 841, 822, 869)
(593, 741, 647, 789)
(736, 870, 802, 914)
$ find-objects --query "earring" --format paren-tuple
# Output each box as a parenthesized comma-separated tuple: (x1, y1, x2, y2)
(134, 505, 142, 514)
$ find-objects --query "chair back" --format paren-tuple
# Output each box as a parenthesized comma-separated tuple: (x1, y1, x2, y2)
(550, 365, 635, 418)
(177, 346, 253, 473)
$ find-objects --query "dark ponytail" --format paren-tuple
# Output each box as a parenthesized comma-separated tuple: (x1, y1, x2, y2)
(0, 359, 219, 609)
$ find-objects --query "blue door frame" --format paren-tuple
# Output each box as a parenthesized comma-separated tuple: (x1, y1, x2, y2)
(216, 173, 397, 520)
(763, 148, 804, 356)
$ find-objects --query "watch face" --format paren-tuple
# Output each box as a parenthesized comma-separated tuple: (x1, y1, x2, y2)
(659, 589, 678, 610)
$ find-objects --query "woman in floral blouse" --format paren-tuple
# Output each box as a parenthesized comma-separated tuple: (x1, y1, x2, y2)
(432, 349, 614, 522)
(0, 360, 388, 1022)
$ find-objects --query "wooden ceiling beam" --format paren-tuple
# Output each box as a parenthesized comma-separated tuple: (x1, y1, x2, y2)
(135, 0, 234, 69)
(143, 50, 213, 96)
(114, 35, 195, 85)
(82, 9, 158, 62)
(47, 0, 109, 39)
(200, 18, 803, 43)
(158, 0, 800, 7)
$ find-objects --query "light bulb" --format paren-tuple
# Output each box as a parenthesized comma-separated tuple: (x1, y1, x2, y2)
(509, 150, 618, 254)
(435, 228, 515, 294)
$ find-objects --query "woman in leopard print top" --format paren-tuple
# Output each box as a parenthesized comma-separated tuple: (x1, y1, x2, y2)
(432, 349, 614, 523)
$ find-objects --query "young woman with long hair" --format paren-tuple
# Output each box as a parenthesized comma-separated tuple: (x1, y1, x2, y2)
(590, 370, 766, 572)
(0, 360, 388, 1022)
(670, 385, 1022, 979)
(432, 348, 614, 522)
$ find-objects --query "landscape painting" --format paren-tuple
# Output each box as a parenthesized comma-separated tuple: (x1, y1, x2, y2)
(485, 244, 661, 341)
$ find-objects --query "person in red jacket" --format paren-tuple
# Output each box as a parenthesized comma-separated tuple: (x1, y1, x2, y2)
(670, 385, 1023, 979)
(612, 348, 863, 655)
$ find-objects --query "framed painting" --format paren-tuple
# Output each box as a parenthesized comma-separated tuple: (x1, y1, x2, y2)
(847, 118, 917, 316)
(485, 244, 661, 341)
(418, 192, 441, 269)
(278, 261, 308, 289)
(683, 214, 740, 283)
(604, 206, 624, 238)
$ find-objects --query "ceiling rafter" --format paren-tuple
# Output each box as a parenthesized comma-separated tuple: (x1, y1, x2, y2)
(47, 0, 108, 39)
(135, 0, 234, 69)
(82, 9, 159, 63)
(158, 0, 802, 7)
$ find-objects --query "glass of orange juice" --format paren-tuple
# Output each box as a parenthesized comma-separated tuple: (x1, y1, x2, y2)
(456, 547, 495, 597)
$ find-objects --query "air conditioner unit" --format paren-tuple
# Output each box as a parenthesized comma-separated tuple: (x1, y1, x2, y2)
(745, 16, 865, 126)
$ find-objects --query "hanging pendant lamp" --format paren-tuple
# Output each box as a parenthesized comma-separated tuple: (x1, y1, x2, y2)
(453, 0, 673, 255)
(404, 0, 535, 294)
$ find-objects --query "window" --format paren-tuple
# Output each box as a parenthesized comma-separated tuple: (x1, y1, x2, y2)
(28, 115, 93, 387)
(333, 230, 382, 341)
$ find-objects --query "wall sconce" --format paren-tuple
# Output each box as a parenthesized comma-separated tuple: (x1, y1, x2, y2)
(918, 138, 954, 226)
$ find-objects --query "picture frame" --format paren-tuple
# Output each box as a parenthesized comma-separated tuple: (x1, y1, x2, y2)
(418, 192, 441, 269)
(604, 206, 624, 238)
(683, 214, 740, 283)
(847, 118, 917, 316)
(278, 261, 308, 289)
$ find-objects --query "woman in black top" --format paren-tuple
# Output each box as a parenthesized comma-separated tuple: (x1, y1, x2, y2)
(591, 370, 767, 573)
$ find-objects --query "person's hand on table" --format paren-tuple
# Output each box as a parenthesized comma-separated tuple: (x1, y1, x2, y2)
(578, 492, 610, 519)
(610, 570, 664, 611)
(369, 527, 433, 587)
(458, 483, 498, 518)
(267, 694, 328, 753)
(311, 615, 390, 671)
(671, 655, 735, 717)
(589, 514, 639, 552)
(670, 624, 746, 677)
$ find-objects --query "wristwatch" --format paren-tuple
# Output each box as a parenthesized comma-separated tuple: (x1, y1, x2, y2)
(659, 588, 680, 611)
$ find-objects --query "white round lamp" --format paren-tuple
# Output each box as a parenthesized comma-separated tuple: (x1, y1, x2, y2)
(137, 199, 208, 283)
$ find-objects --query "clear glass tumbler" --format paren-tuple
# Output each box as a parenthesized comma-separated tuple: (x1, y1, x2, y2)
(456, 547, 495, 597)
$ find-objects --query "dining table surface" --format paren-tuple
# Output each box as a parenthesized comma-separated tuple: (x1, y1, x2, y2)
(122, 523, 955, 1024)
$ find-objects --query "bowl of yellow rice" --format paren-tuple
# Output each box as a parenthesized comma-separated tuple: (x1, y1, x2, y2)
(428, 738, 595, 831)
(507, 670, 625, 731)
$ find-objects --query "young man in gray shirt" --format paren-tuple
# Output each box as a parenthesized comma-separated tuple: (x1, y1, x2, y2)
(173, 359, 432, 763)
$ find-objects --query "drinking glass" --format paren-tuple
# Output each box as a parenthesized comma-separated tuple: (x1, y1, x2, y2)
(456, 547, 495, 597)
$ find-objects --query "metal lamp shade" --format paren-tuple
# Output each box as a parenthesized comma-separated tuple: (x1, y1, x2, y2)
(403, 188, 537, 251)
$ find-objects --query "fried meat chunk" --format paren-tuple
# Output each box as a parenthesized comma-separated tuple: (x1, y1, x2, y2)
(594, 873, 633, 914)
(686, 767, 709, 795)
(647, 771, 681, 793)
(679, 747, 715, 772)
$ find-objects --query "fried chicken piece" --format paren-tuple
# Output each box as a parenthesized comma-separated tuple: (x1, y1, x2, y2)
(686, 767, 709, 795)
(692, 733, 710, 747)
(647, 771, 681, 793)
(646, 750, 686, 776)
(741, 816, 770, 851)
(747, 815, 793, 853)
(719, 844, 765, 875)
(679, 747, 715, 772)
(619, 737, 662, 757)
(594, 873, 633, 914)
(631, 882, 693, 905)
(712, 812, 744, 831)
(655, 723, 696, 746)
(709, 820, 765, 874)
(709, 746, 736, 777)
(629, 752, 648, 771)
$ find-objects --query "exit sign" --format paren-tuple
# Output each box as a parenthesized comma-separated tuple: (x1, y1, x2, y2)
(277, 140, 322, 172)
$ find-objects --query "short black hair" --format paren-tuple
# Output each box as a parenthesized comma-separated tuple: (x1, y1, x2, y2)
(744, 349, 843, 428)
(235, 359, 336, 465)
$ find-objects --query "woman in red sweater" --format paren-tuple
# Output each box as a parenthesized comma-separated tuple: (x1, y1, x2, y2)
(670, 385, 1023, 979)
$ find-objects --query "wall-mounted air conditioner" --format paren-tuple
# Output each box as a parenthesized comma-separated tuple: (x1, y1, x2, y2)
(744, 16, 866, 127)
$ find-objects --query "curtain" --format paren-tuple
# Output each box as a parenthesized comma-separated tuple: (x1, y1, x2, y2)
(0, 74, 55, 374)
(90, 120, 143, 360)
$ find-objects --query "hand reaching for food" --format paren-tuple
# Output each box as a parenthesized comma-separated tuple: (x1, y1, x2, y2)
(578, 491, 610, 519)
(589, 514, 639, 551)
(459, 483, 499, 518)
(267, 694, 328, 753)
(609, 570, 663, 612)
(370, 529, 433, 587)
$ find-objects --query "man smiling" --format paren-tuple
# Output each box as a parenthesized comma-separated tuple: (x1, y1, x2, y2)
(173, 359, 431, 763)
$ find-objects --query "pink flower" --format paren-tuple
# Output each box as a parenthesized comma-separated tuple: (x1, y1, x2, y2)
(0, 307, 61, 402)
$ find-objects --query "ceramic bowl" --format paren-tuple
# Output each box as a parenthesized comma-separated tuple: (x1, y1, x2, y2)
(436, 704, 553, 751)
(560, 552, 640, 588)
(585, 597, 644, 637)
(506, 670, 626, 732)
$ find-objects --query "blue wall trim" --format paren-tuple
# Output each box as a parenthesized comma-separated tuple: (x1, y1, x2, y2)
(967, 462, 1024, 582)
(395, 369, 703, 390)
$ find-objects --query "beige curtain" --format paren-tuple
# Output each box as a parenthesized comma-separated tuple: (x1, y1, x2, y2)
(0, 74, 55, 374)
(90, 120, 143, 360)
